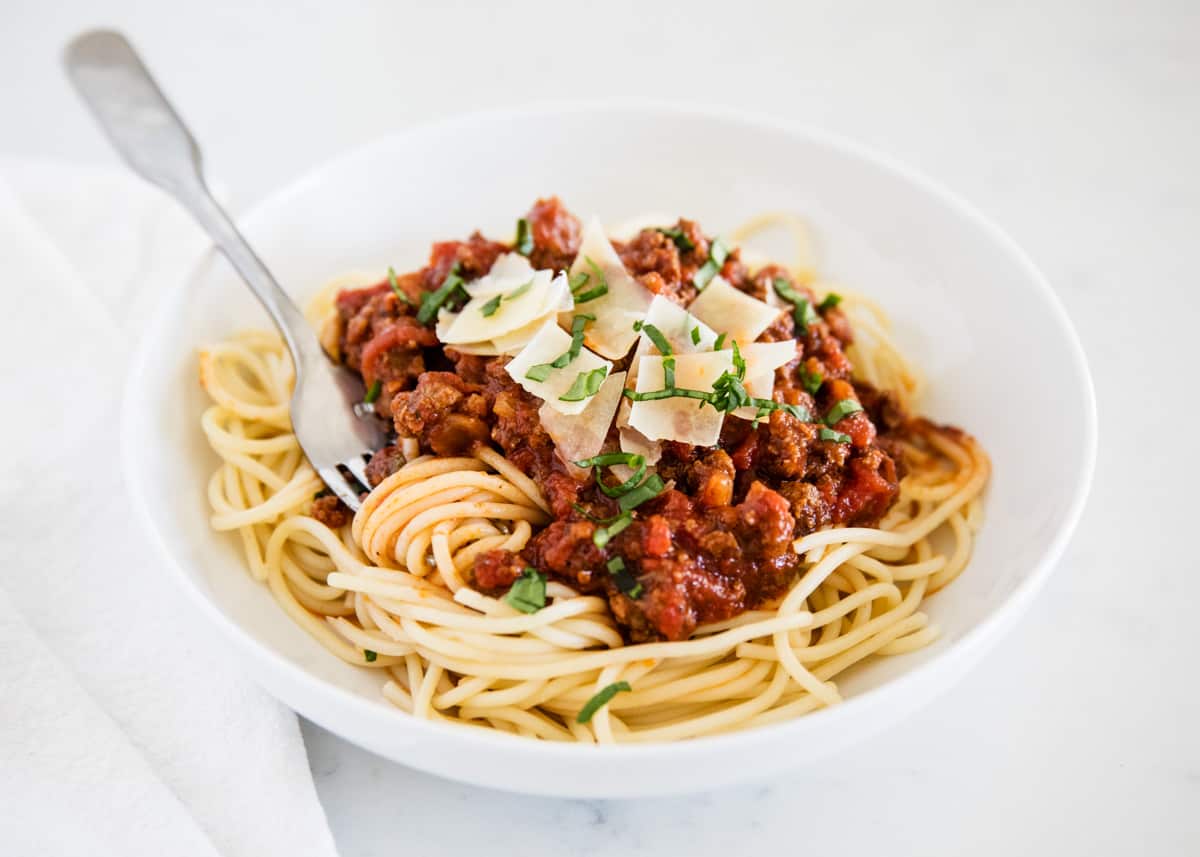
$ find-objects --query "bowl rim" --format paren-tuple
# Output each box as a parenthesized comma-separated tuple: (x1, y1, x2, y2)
(121, 99, 1097, 761)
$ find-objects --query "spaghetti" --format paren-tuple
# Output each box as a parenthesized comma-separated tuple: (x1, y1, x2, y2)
(199, 207, 989, 743)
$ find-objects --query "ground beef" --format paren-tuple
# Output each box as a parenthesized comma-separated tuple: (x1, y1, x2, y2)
(525, 197, 581, 272)
(311, 494, 352, 528)
(471, 549, 526, 593)
(364, 444, 406, 487)
(390, 372, 491, 456)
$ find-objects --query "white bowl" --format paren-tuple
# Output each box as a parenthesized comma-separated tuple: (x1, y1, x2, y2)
(123, 104, 1095, 797)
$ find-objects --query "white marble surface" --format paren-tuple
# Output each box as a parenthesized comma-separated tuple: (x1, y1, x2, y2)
(5, 0, 1197, 853)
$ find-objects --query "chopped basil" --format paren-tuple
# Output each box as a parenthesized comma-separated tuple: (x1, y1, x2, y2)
(693, 236, 730, 291)
(772, 277, 819, 334)
(818, 427, 852, 443)
(505, 278, 534, 301)
(363, 379, 382, 404)
(594, 460, 648, 499)
(363, 649, 378, 662)
(800, 366, 824, 395)
(417, 262, 468, 324)
(572, 257, 609, 303)
(607, 558, 643, 599)
(387, 267, 412, 305)
(690, 326, 701, 345)
(559, 367, 608, 402)
(657, 226, 695, 252)
(504, 567, 547, 613)
(514, 218, 534, 256)
(577, 681, 632, 723)
(818, 293, 842, 312)
(617, 473, 665, 512)
(824, 398, 863, 425)
(640, 323, 673, 356)
(714, 332, 728, 350)
(526, 313, 594, 382)
(795, 298, 820, 334)
(479, 293, 503, 317)
(593, 512, 633, 548)
(575, 452, 643, 468)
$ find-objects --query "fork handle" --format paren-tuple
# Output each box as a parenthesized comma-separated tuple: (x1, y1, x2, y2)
(63, 30, 318, 364)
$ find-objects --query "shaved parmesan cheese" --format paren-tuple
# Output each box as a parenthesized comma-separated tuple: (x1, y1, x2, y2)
(615, 399, 662, 470)
(441, 269, 554, 344)
(731, 340, 799, 420)
(539, 371, 626, 468)
(638, 295, 718, 355)
(463, 252, 536, 297)
(628, 351, 733, 446)
(741, 340, 798, 376)
(444, 341, 502, 356)
(563, 218, 653, 359)
(491, 317, 546, 354)
(688, 276, 783, 344)
(505, 319, 613, 415)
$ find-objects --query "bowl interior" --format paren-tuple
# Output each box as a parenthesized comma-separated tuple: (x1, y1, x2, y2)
(126, 106, 1093, 795)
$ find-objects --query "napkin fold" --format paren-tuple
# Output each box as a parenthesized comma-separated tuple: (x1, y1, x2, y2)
(0, 160, 339, 857)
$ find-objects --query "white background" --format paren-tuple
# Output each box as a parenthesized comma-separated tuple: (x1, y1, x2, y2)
(5, 1, 1197, 854)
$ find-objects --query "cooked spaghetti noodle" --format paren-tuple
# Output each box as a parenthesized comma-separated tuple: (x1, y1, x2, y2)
(199, 207, 989, 743)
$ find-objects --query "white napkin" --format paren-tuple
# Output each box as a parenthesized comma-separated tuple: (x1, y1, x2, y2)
(0, 160, 340, 857)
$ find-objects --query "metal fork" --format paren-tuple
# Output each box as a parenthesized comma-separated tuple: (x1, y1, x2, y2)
(65, 30, 388, 510)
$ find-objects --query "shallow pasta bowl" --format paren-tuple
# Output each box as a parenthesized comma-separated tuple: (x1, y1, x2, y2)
(122, 103, 1096, 797)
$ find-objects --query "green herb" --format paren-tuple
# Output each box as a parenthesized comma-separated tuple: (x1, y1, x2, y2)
(590, 456, 648, 499)
(607, 558, 643, 599)
(657, 226, 696, 252)
(690, 326, 702, 345)
(818, 427, 852, 443)
(714, 332, 728, 350)
(526, 313, 594, 382)
(363, 379, 382, 404)
(514, 218, 534, 256)
(506, 278, 534, 301)
(504, 567, 547, 613)
(617, 473, 665, 512)
(363, 649, 378, 663)
(479, 293, 503, 317)
(387, 267, 412, 305)
(662, 356, 678, 390)
(559, 367, 608, 402)
(593, 512, 633, 548)
(824, 398, 863, 425)
(575, 452, 644, 469)
(800, 366, 824, 395)
(569, 271, 590, 293)
(572, 257, 609, 303)
(641, 323, 673, 356)
(772, 277, 819, 334)
(417, 262, 468, 324)
(818, 293, 842, 312)
(577, 681, 632, 723)
(693, 236, 730, 290)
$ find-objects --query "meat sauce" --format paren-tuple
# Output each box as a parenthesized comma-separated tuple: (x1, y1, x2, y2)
(319, 198, 903, 642)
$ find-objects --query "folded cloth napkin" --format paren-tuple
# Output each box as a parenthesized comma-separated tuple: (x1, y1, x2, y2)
(0, 159, 340, 857)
